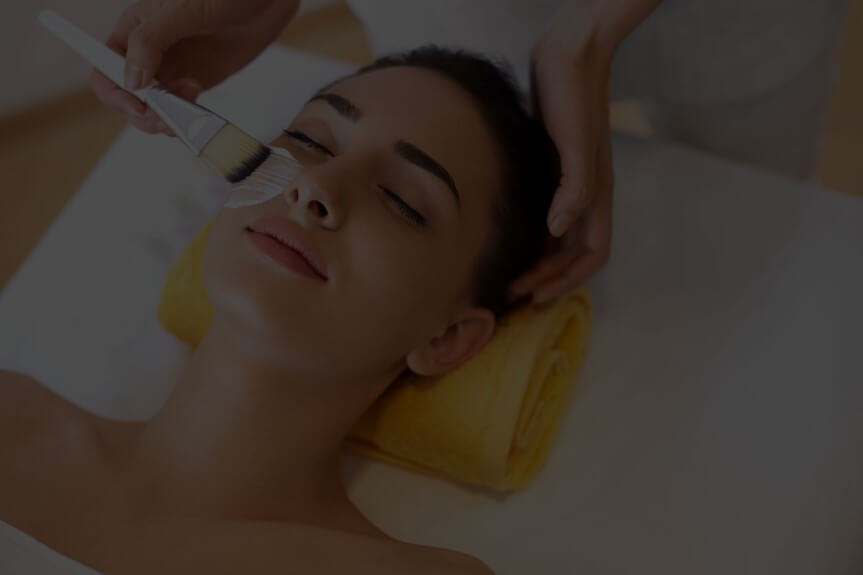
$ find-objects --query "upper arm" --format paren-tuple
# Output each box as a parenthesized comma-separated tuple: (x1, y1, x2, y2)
(0, 370, 92, 455)
(0, 371, 63, 498)
(256, 527, 494, 575)
(0, 370, 57, 437)
(454, 556, 495, 575)
(416, 548, 496, 575)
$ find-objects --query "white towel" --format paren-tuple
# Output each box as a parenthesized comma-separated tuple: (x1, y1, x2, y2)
(0, 521, 102, 575)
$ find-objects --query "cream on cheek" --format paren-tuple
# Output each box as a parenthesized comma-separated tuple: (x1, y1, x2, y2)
(223, 147, 302, 209)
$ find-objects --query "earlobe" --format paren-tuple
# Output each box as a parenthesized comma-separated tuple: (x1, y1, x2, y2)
(406, 309, 496, 377)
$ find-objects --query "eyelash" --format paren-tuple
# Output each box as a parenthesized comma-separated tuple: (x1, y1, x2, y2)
(284, 129, 333, 155)
(379, 186, 426, 227)
(284, 129, 427, 228)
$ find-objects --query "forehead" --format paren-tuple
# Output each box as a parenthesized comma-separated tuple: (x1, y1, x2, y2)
(326, 66, 485, 131)
(309, 66, 502, 210)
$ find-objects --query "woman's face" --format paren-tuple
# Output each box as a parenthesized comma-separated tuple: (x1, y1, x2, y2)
(204, 66, 501, 384)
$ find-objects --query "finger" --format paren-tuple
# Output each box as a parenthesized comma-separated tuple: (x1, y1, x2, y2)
(108, 3, 160, 89)
(106, 0, 165, 56)
(152, 0, 297, 92)
(545, 91, 593, 236)
(129, 108, 172, 135)
(508, 246, 583, 301)
(584, 196, 612, 262)
(587, 117, 615, 252)
(90, 70, 147, 118)
(154, 31, 230, 87)
(144, 108, 173, 135)
(508, 216, 589, 300)
(163, 77, 203, 102)
(156, 27, 272, 90)
(532, 247, 608, 304)
(124, 2, 216, 90)
(535, 56, 599, 237)
(532, 207, 611, 303)
(107, 2, 147, 56)
(509, 206, 595, 301)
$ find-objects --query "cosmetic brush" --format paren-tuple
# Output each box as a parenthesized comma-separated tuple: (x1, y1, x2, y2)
(39, 10, 271, 183)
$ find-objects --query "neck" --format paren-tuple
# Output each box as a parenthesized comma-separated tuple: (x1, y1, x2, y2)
(121, 315, 391, 529)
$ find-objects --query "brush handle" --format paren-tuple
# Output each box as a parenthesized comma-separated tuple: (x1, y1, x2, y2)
(38, 10, 151, 100)
(38, 10, 231, 154)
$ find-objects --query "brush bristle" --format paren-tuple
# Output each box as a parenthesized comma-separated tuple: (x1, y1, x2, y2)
(201, 124, 271, 183)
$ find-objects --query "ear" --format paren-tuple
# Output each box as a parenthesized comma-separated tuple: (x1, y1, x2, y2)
(405, 308, 496, 377)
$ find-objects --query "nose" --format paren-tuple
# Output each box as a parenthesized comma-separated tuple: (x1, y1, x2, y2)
(284, 173, 344, 229)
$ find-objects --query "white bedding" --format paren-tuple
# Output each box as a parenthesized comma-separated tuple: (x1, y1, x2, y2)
(1, 46, 862, 574)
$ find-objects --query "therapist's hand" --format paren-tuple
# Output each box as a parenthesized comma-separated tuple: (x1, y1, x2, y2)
(510, 0, 662, 303)
(91, 0, 301, 134)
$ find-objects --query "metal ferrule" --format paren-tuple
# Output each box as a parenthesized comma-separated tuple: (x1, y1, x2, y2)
(144, 87, 228, 156)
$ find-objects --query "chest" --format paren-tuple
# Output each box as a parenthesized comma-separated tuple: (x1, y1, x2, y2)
(0, 384, 412, 574)
(1, 461, 405, 575)
(0, 414, 110, 532)
(0, 441, 255, 575)
(1, 513, 413, 575)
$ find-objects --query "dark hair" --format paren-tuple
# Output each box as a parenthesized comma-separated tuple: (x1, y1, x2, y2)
(355, 47, 561, 317)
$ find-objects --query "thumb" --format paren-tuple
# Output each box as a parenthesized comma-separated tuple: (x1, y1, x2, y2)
(164, 77, 204, 102)
(124, 2, 211, 90)
(545, 117, 599, 238)
(534, 63, 595, 238)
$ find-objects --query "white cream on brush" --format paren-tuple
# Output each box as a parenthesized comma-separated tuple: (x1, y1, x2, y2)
(223, 147, 303, 209)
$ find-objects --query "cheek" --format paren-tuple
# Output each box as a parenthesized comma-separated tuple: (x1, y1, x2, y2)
(202, 214, 258, 316)
(344, 218, 469, 325)
(353, 228, 428, 303)
(202, 211, 294, 328)
(201, 212, 237, 293)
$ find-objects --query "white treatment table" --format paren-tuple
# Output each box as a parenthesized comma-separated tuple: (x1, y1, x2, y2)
(1, 47, 861, 574)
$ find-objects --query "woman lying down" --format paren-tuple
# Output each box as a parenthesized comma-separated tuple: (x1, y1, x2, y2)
(0, 47, 559, 574)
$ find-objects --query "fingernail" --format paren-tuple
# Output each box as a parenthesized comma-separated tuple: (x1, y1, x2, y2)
(182, 78, 203, 94)
(532, 292, 550, 305)
(178, 80, 203, 101)
(125, 64, 144, 91)
(550, 211, 574, 238)
(124, 101, 146, 118)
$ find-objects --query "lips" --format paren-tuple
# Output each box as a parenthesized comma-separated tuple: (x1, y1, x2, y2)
(245, 217, 328, 281)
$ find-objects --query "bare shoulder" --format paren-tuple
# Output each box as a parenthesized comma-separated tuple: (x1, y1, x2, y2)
(0, 370, 110, 525)
(0, 370, 78, 434)
(0, 370, 104, 463)
(0, 369, 60, 404)
(408, 545, 496, 575)
(234, 520, 495, 575)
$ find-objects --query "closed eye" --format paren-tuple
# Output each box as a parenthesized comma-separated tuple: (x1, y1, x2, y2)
(379, 186, 426, 227)
(284, 129, 425, 227)
(283, 129, 334, 156)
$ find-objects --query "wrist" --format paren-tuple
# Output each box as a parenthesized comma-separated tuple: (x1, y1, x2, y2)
(267, 0, 302, 24)
(533, 1, 623, 70)
(595, 0, 663, 57)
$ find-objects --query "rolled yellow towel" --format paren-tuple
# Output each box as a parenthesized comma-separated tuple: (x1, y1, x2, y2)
(158, 223, 592, 492)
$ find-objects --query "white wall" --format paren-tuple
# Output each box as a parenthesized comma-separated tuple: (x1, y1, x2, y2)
(0, 0, 340, 118)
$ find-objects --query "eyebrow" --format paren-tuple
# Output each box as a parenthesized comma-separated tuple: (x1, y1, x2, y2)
(394, 141, 461, 208)
(309, 93, 363, 122)
(308, 92, 461, 208)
